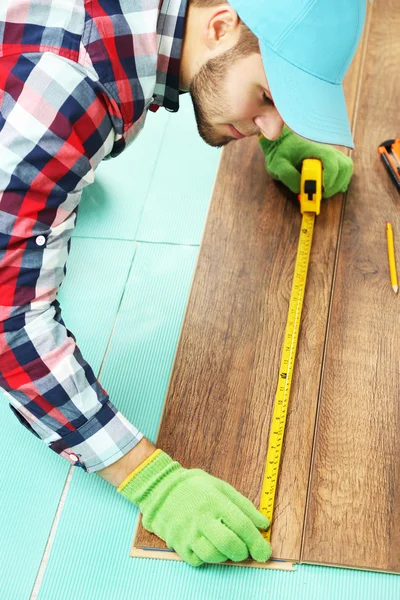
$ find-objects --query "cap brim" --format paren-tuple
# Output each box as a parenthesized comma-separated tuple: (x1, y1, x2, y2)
(260, 41, 354, 149)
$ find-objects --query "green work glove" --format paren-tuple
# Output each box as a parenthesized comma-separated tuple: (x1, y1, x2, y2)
(259, 126, 353, 198)
(117, 449, 271, 567)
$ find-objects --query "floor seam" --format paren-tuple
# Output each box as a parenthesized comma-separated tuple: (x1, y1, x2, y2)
(29, 467, 75, 600)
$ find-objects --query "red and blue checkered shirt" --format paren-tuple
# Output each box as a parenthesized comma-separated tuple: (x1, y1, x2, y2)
(0, 0, 187, 472)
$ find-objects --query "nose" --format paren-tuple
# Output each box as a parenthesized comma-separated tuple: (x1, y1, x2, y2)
(254, 112, 284, 141)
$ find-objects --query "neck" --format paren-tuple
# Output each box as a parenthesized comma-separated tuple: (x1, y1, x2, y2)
(179, 5, 208, 91)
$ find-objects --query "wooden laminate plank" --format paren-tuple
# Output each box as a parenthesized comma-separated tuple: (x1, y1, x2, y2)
(134, 136, 338, 562)
(302, 0, 400, 573)
(133, 9, 372, 562)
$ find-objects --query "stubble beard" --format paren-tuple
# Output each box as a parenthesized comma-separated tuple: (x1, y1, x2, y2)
(189, 51, 236, 148)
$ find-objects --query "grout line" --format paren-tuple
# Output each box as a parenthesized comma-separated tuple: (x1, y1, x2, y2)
(29, 467, 75, 600)
(299, 1, 374, 561)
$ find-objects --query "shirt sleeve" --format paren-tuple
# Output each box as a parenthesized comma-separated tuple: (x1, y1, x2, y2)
(0, 52, 143, 472)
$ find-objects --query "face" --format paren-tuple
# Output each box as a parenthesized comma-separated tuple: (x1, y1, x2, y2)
(189, 49, 284, 148)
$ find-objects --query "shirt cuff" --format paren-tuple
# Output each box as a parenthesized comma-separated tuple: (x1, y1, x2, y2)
(48, 400, 144, 472)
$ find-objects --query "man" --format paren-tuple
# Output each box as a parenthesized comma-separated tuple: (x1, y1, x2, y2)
(0, 0, 366, 567)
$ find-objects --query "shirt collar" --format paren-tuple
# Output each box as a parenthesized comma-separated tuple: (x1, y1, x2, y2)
(152, 0, 188, 112)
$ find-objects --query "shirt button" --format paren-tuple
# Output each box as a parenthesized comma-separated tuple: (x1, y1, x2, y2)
(36, 235, 46, 246)
(69, 454, 79, 463)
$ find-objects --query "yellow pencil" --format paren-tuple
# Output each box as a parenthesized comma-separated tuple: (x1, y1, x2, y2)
(386, 222, 398, 294)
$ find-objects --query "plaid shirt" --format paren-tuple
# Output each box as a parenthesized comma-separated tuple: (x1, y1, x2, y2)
(0, 0, 187, 472)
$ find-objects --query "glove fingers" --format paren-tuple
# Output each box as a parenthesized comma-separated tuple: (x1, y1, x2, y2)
(223, 509, 271, 563)
(191, 533, 230, 564)
(321, 154, 339, 197)
(201, 518, 249, 563)
(270, 158, 301, 194)
(216, 479, 270, 531)
(174, 542, 204, 567)
(214, 498, 272, 562)
(322, 153, 353, 198)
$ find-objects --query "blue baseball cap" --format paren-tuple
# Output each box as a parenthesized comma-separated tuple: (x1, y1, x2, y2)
(229, 0, 367, 148)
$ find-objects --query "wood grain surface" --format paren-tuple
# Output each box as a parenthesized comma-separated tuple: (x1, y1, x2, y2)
(133, 132, 346, 559)
(301, 0, 400, 572)
(133, 2, 400, 573)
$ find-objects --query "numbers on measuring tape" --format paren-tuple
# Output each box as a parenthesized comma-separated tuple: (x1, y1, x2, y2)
(259, 211, 316, 534)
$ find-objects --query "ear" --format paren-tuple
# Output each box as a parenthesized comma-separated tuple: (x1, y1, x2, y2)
(204, 7, 240, 51)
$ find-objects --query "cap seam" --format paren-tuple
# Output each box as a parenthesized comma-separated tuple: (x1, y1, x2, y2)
(273, 0, 317, 50)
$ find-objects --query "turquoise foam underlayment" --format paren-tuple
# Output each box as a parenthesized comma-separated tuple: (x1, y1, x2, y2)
(1, 95, 398, 599)
(74, 95, 220, 245)
(134, 97, 222, 244)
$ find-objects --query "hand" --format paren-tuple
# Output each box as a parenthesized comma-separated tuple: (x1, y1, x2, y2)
(117, 449, 272, 567)
(259, 126, 353, 198)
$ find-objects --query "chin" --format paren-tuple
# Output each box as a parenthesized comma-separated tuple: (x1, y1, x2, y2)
(191, 99, 234, 147)
(197, 125, 235, 148)
(203, 136, 234, 148)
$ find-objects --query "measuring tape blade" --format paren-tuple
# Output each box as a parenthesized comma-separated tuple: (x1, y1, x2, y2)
(259, 157, 323, 542)
(259, 212, 315, 540)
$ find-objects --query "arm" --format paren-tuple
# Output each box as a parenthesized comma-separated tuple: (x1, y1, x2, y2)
(97, 437, 156, 487)
(0, 52, 143, 472)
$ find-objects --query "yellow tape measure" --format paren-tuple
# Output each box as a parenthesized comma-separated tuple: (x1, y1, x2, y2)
(259, 158, 323, 542)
